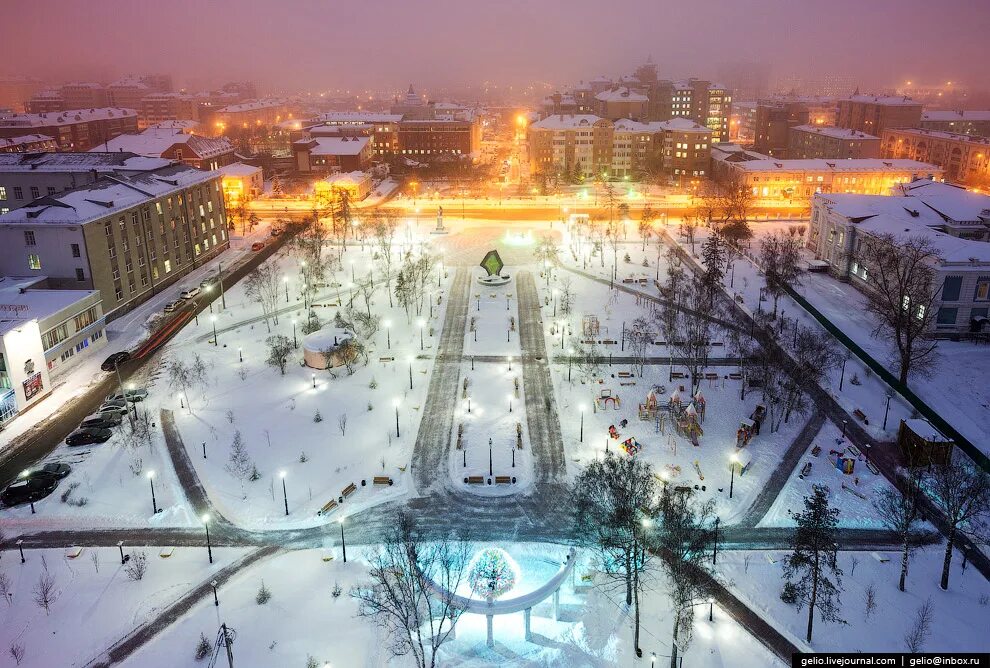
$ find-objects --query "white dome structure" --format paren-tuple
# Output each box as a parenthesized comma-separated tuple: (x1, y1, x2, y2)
(302, 327, 356, 369)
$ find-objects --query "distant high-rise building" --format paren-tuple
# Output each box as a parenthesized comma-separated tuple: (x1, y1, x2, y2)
(836, 94, 923, 135)
(0, 76, 45, 113)
(717, 61, 771, 100)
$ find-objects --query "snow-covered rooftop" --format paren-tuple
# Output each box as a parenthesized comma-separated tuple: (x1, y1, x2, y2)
(841, 94, 920, 106)
(790, 125, 879, 140)
(921, 110, 990, 122)
(612, 118, 710, 134)
(0, 276, 99, 336)
(530, 114, 602, 130)
(885, 127, 990, 145)
(595, 87, 648, 103)
(0, 151, 170, 173)
(297, 136, 370, 156)
(316, 112, 403, 124)
(217, 99, 287, 113)
(0, 163, 218, 227)
(733, 158, 938, 173)
(0, 134, 57, 150)
(0, 108, 137, 128)
(217, 162, 261, 178)
(95, 129, 233, 160)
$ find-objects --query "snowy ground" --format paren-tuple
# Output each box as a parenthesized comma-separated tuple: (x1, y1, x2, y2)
(0, 546, 246, 668)
(120, 544, 782, 668)
(718, 546, 990, 654)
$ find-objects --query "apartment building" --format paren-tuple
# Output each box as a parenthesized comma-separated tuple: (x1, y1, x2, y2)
(0, 134, 58, 155)
(140, 93, 204, 128)
(836, 95, 923, 135)
(0, 163, 228, 319)
(920, 111, 990, 138)
(0, 108, 139, 151)
(753, 98, 838, 157)
(594, 87, 649, 121)
(807, 181, 990, 334)
(98, 127, 236, 170)
(787, 125, 880, 159)
(882, 127, 990, 189)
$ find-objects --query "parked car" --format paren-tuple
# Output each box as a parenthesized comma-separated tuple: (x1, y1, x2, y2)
(80, 412, 122, 429)
(106, 388, 149, 403)
(179, 287, 201, 300)
(270, 227, 282, 237)
(2, 473, 59, 506)
(251, 241, 265, 251)
(65, 427, 113, 446)
(199, 275, 218, 290)
(164, 299, 184, 313)
(100, 351, 130, 372)
(27, 462, 72, 480)
(98, 402, 129, 416)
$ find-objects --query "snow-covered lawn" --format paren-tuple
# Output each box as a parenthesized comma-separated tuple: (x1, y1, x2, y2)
(0, 546, 246, 668)
(719, 546, 990, 654)
(120, 544, 781, 668)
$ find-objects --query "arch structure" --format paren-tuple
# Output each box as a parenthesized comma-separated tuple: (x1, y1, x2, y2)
(424, 548, 577, 648)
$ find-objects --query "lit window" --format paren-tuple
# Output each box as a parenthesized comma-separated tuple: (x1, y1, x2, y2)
(27, 254, 41, 270)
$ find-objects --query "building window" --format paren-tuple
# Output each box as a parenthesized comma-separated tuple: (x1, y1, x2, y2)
(936, 307, 957, 325)
(974, 277, 990, 301)
(27, 254, 41, 270)
(30, 186, 40, 199)
(24, 231, 36, 246)
(942, 276, 962, 302)
(164, 259, 171, 274)
(47, 187, 56, 196)
(75, 268, 85, 282)
(13, 186, 22, 200)
(0, 186, 5, 200)
(71, 243, 80, 257)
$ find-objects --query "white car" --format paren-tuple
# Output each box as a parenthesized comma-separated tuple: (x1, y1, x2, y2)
(106, 388, 149, 403)
(164, 299, 183, 313)
(179, 287, 201, 300)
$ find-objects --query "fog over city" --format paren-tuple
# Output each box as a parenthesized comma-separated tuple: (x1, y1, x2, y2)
(6, 0, 990, 94)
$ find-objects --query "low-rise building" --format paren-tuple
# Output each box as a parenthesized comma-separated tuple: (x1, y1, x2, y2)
(807, 181, 990, 334)
(292, 136, 373, 174)
(313, 171, 372, 202)
(0, 108, 139, 151)
(920, 111, 990, 138)
(595, 87, 649, 121)
(711, 144, 941, 200)
(210, 99, 293, 135)
(0, 163, 228, 320)
(0, 134, 58, 154)
(787, 125, 880, 159)
(96, 127, 235, 170)
(0, 275, 107, 421)
(218, 162, 264, 204)
(881, 127, 990, 189)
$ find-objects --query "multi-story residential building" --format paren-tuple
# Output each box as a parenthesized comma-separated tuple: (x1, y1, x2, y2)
(711, 144, 941, 201)
(0, 108, 139, 151)
(730, 100, 758, 143)
(920, 111, 990, 138)
(754, 100, 809, 157)
(97, 127, 236, 170)
(25, 90, 65, 114)
(836, 95, 922, 136)
(787, 126, 880, 159)
(882, 128, 990, 189)
(594, 87, 649, 121)
(60, 83, 110, 110)
(209, 99, 294, 135)
(703, 83, 731, 143)
(529, 115, 710, 183)
(807, 181, 990, 334)
(218, 162, 265, 204)
(0, 152, 174, 212)
(139, 93, 203, 128)
(0, 163, 228, 319)
(0, 134, 58, 155)
(0, 76, 45, 114)
(0, 275, 107, 422)
(107, 78, 151, 110)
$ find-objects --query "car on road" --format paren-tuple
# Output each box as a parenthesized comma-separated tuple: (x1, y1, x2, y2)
(30, 462, 72, 479)
(270, 227, 282, 237)
(65, 426, 113, 446)
(100, 351, 130, 372)
(251, 241, 265, 251)
(164, 299, 184, 313)
(80, 412, 122, 429)
(179, 287, 201, 300)
(199, 275, 218, 290)
(2, 472, 59, 506)
(106, 388, 149, 403)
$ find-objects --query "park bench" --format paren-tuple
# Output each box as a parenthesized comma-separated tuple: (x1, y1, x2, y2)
(799, 462, 812, 479)
(653, 340, 666, 346)
(601, 339, 618, 345)
(853, 408, 869, 424)
(494, 476, 514, 484)
(373, 476, 393, 487)
(728, 372, 743, 380)
(341, 483, 358, 500)
(622, 278, 635, 284)
(670, 371, 687, 379)
(465, 476, 485, 484)
(704, 372, 719, 380)
(617, 371, 633, 378)
(317, 499, 337, 515)
(711, 341, 724, 346)
(379, 356, 395, 363)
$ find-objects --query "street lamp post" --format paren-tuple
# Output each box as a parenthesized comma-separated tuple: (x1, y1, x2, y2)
(712, 516, 720, 564)
(567, 347, 574, 382)
(238, 347, 243, 363)
(579, 404, 586, 442)
(729, 454, 739, 499)
(488, 437, 493, 476)
(418, 318, 426, 351)
(507, 356, 512, 372)
(278, 470, 289, 515)
(17, 539, 25, 563)
(292, 319, 297, 348)
(708, 597, 715, 622)
(408, 357, 414, 390)
(508, 393, 513, 413)
(393, 399, 401, 438)
(211, 580, 220, 606)
(284, 277, 289, 303)
(339, 517, 347, 563)
(206, 285, 214, 314)
(384, 320, 391, 349)
(147, 470, 158, 514)
(117, 540, 125, 565)
(211, 315, 218, 346)
(203, 514, 213, 564)
(883, 393, 893, 431)
(312, 373, 316, 389)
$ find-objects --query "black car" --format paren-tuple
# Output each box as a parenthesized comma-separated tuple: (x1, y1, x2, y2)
(28, 462, 72, 479)
(2, 472, 59, 506)
(65, 427, 113, 446)
(101, 351, 130, 372)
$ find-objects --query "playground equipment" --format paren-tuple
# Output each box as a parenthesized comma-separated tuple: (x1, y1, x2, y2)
(693, 389, 707, 423)
(620, 437, 642, 456)
(595, 388, 621, 411)
(674, 401, 704, 446)
(582, 315, 601, 337)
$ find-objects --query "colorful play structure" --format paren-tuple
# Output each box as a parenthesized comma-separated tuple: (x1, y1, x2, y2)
(596, 388, 621, 411)
(637, 384, 706, 446)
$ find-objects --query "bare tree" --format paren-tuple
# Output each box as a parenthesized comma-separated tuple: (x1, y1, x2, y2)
(858, 233, 942, 383)
(638, 204, 656, 252)
(627, 317, 654, 377)
(671, 280, 712, 386)
(265, 335, 293, 375)
(32, 563, 59, 615)
(124, 551, 148, 581)
(245, 263, 283, 333)
(863, 583, 877, 619)
(925, 458, 990, 590)
(8, 642, 24, 666)
(873, 473, 922, 591)
(371, 210, 399, 307)
(903, 596, 934, 652)
(0, 571, 12, 606)
(558, 276, 575, 317)
(351, 512, 470, 668)
(760, 232, 801, 317)
(338, 413, 347, 437)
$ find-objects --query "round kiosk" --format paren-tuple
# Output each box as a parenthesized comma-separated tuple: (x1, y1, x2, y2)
(302, 327, 356, 369)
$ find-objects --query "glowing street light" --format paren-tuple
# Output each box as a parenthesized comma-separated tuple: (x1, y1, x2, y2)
(729, 453, 740, 498)
(408, 356, 414, 390)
